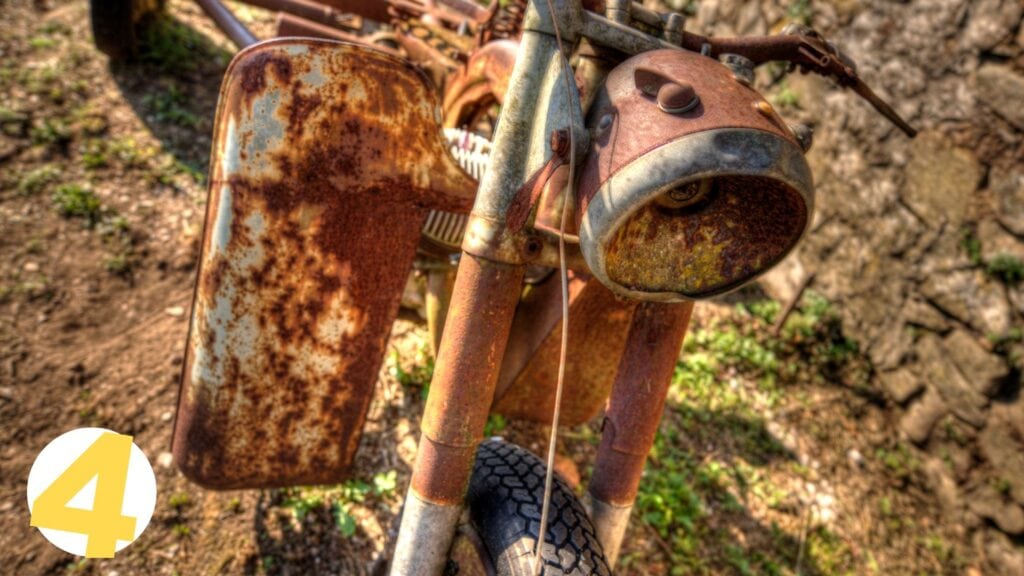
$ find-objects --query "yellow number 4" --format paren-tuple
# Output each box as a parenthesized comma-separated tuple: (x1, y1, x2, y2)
(30, 433, 137, 558)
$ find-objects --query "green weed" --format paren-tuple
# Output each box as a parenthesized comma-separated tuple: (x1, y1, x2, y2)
(168, 492, 190, 509)
(142, 85, 200, 128)
(484, 413, 508, 437)
(30, 117, 72, 147)
(29, 36, 57, 50)
(53, 184, 105, 226)
(787, 0, 813, 25)
(17, 164, 60, 196)
(986, 254, 1024, 285)
(774, 84, 801, 109)
(281, 471, 399, 537)
(138, 16, 231, 74)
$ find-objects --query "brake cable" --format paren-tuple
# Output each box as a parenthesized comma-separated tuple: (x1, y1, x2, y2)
(532, 0, 576, 574)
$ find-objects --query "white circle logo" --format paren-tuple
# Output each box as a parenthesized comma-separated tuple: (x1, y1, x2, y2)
(27, 428, 157, 558)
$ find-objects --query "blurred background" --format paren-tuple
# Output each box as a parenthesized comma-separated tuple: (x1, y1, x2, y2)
(0, 0, 1021, 574)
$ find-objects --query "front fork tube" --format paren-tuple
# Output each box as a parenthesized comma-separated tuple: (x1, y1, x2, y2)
(391, 254, 525, 575)
(587, 301, 695, 565)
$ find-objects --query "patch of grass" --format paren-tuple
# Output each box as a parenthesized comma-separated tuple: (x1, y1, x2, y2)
(483, 413, 507, 437)
(227, 496, 242, 513)
(805, 527, 856, 575)
(986, 254, 1024, 285)
(17, 164, 60, 196)
(138, 16, 231, 74)
(143, 85, 200, 128)
(786, 0, 813, 25)
(168, 492, 190, 509)
(108, 137, 156, 168)
(961, 229, 983, 266)
(30, 117, 72, 147)
(875, 442, 920, 481)
(0, 106, 28, 136)
(29, 36, 57, 50)
(53, 184, 105, 226)
(389, 342, 435, 397)
(80, 139, 109, 170)
(281, 471, 399, 537)
(774, 83, 801, 109)
(172, 523, 191, 538)
(920, 532, 965, 571)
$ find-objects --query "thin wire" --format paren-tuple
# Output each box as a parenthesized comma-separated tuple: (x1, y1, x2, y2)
(532, 0, 576, 573)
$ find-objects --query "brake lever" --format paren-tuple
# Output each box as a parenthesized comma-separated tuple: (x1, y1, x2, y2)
(781, 24, 917, 138)
(679, 25, 917, 138)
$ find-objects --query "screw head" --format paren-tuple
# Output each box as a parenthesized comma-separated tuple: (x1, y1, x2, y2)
(657, 82, 699, 114)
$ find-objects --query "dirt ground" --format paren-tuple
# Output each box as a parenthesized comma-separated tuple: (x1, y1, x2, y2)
(0, 1, 999, 574)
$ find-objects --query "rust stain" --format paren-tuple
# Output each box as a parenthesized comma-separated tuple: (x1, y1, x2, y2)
(492, 277, 637, 426)
(173, 39, 477, 489)
(590, 301, 694, 506)
(603, 176, 806, 297)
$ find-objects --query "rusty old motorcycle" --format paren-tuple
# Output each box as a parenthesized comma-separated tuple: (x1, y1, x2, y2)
(92, 0, 916, 573)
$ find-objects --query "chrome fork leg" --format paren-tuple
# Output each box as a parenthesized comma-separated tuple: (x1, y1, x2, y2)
(586, 301, 694, 565)
(391, 255, 524, 575)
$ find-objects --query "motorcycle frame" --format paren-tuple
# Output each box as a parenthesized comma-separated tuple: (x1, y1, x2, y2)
(391, 1, 697, 573)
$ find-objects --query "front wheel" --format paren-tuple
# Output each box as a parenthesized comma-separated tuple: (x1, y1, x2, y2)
(459, 439, 612, 576)
(89, 0, 163, 61)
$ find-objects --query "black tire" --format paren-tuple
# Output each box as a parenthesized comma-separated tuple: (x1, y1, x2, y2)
(89, 0, 162, 61)
(465, 440, 612, 576)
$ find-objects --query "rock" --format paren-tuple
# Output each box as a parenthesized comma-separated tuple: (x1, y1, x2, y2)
(880, 367, 924, 404)
(978, 219, 1024, 262)
(923, 457, 960, 515)
(978, 65, 1024, 130)
(968, 483, 1024, 535)
(847, 448, 865, 469)
(963, 0, 1024, 51)
(900, 389, 948, 444)
(917, 334, 988, 427)
(161, 411, 173, 422)
(757, 253, 806, 303)
(901, 131, 982, 229)
(983, 529, 1024, 575)
(156, 451, 174, 469)
(992, 167, 1024, 236)
(164, 306, 185, 317)
(0, 386, 13, 401)
(693, 0, 766, 36)
(943, 329, 1010, 397)
(979, 402, 1024, 506)
(902, 297, 950, 332)
(920, 270, 1013, 336)
(23, 261, 39, 272)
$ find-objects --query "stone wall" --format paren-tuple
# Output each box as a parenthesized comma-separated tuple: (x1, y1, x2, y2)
(683, 0, 1023, 570)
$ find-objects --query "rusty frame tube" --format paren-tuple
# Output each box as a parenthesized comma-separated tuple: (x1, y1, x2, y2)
(194, 0, 259, 48)
(240, 0, 366, 29)
(392, 255, 525, 575)
(276, 12, 403, 56)
(587, 300, 694, 565)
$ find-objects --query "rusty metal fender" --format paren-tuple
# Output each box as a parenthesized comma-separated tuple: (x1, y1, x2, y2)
(172, 39, 476, 489)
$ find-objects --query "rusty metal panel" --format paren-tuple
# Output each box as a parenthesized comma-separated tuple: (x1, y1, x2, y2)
(173, 39, 476, 489)
(492, 276, 638, 427)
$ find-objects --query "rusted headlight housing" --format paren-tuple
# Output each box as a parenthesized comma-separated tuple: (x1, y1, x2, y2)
(578, 50, 814, 301)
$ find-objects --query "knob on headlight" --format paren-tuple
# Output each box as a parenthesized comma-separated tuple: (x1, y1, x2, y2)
(577, 49, 814, 302)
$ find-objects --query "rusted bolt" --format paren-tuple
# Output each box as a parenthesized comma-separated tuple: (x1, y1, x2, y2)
(664, 12, 685, 45)
(606, 0, 630, 24)
(657, 82, 699, 114)
(524, 237, 542, 256)
(790, 123, 814, 152)
(720, 53, 755, 86)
